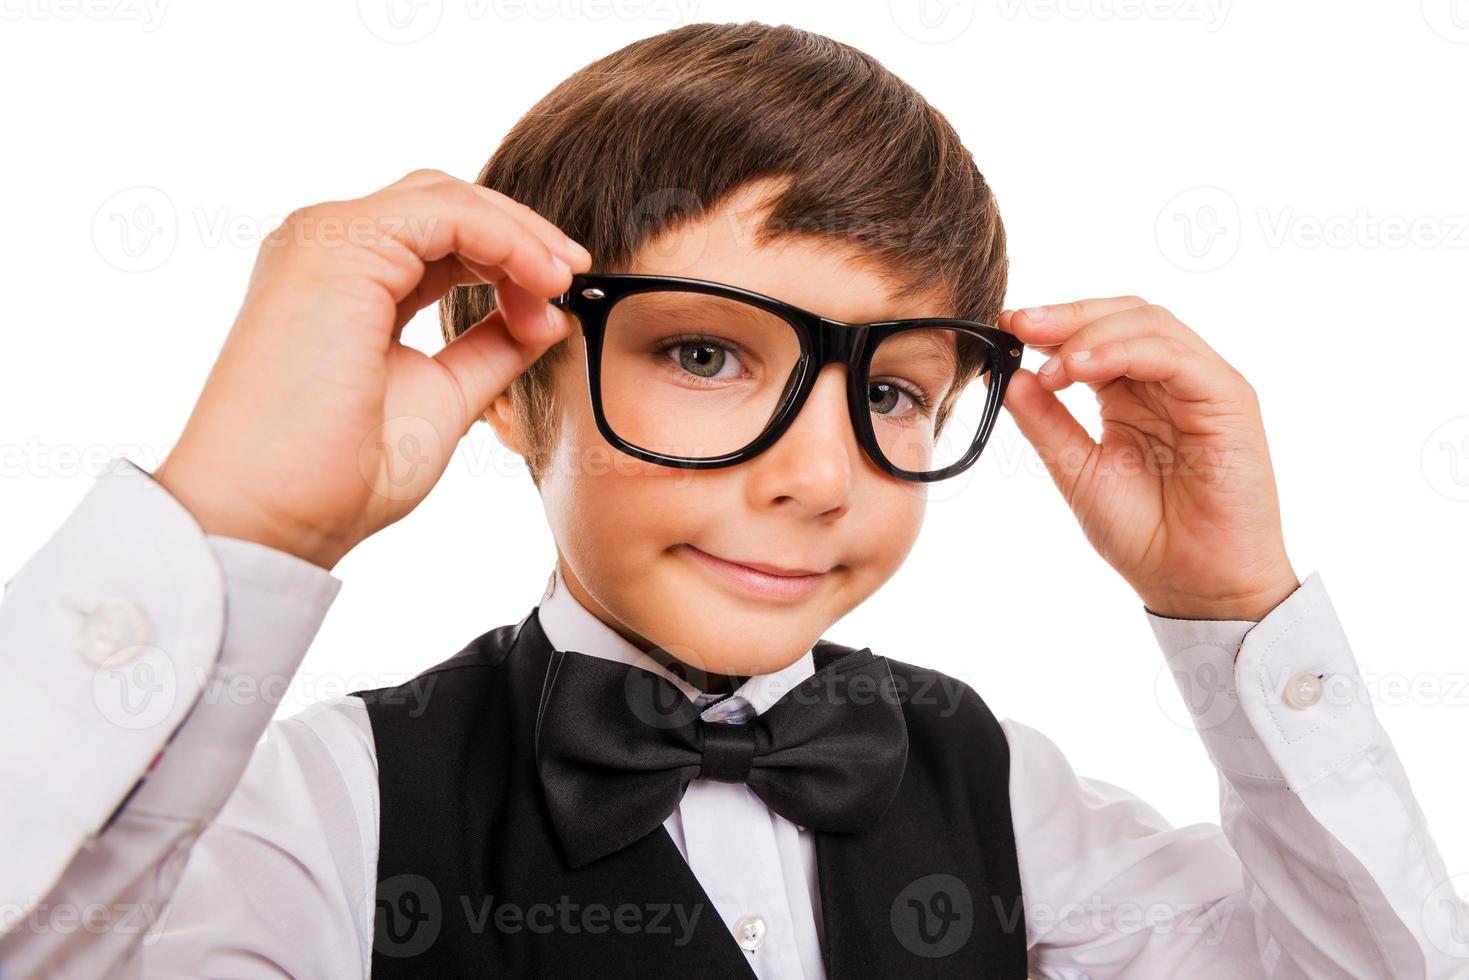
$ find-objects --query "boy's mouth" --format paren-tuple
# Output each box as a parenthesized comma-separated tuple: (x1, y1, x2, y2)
(679, 544, 829, 602)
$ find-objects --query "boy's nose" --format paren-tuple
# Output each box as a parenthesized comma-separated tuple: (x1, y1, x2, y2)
(743, 363, 858, 518)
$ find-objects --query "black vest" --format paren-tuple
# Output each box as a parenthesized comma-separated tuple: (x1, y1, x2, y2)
(351, 607, 1027, 977)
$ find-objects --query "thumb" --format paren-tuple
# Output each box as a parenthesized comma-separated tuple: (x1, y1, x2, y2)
(1002, 367, 1097, 504)
(433, 303, 573, 435)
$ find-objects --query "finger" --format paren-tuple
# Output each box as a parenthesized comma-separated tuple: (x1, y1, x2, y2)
(396, 256, 565, 351)
(1046, 303, 1209, 355)
(1044, 335, 1240, 403)
(371, 181, 573, 347)
(393, 254, 499, 336)
(1002, 368, 1098, 504)
(432, 304, 574, 435)
(496, 279, 575, 349)
(1032, 305, 1217, 386)
(1008, 296, 1151, 350)
(347, 180, 574, 302)
(390, 169, 592, 272)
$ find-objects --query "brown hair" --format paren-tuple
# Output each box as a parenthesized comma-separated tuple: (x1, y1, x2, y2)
(441, 21, 1008, 486)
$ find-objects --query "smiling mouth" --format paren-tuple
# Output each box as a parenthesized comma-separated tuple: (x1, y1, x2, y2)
(680, 544, 831, 601)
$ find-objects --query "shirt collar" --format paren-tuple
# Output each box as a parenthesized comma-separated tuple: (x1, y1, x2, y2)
(535, 562, 816, 717)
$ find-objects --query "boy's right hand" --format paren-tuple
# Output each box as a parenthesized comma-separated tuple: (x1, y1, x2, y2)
(152, 169, 589, 570)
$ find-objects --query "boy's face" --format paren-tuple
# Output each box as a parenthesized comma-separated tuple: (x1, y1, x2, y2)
(499, 179, 947, 679)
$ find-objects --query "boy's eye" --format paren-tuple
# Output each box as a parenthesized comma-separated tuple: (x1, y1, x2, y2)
(867, 380, 928, 419)
(663, 340, 745, 381)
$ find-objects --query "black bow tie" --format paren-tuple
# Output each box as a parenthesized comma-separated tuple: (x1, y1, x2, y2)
(534, 646, 909, 868)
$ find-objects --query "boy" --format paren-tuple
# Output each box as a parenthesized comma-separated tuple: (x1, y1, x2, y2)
(0, 21, 1460, 979)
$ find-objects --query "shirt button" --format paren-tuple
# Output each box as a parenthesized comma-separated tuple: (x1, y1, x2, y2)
(76, 598, 152, 666)
(734, 914, 767, 951)
(1283, 671, 1324, 709)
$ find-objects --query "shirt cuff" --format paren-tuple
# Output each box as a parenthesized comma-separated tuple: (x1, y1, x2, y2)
(1147, 570, 1377, 789)
(124, 529, 342, 822)
(0, 457, 226, 911)
(0, 457, 344, 918)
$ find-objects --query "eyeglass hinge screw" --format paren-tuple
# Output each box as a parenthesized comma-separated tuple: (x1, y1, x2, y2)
(1010, 348, 1021, 358)
(581, 288, 606, 300)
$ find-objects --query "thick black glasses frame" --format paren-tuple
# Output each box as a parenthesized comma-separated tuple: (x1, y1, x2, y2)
(551, 273, 1024, 483)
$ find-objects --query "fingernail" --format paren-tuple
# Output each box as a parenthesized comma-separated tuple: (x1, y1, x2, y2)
(1039, 354, 1062, 376)
(1023, 306, 1048, 322)
(544, 303, 563, 334)
(1067, 349, 1091, 363)
(551, 255, 571, 278)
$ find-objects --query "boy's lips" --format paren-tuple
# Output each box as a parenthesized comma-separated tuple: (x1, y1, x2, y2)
(680, 544, 829, 601)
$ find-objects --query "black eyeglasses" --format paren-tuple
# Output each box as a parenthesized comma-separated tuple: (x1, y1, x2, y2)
(551, 273, 1022, 483)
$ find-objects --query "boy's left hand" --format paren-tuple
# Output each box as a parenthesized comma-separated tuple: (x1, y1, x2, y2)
(998, 297, 1299, 621)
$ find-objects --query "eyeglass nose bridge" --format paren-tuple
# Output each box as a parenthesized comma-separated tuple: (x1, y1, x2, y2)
(809, 317, 870, 370)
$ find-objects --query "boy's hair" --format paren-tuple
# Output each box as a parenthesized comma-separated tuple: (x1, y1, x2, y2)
(441, 21, 1008, 486)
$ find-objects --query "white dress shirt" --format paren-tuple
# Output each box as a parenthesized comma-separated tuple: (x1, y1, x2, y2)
(1, 456, 1466, 979)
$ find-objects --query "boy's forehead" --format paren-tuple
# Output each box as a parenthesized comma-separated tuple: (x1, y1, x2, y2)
(624, 179, 950, 325)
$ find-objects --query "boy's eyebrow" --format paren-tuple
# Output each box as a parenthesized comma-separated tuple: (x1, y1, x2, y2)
(874, 330, 958, 370)
(640, 295, 964, 352)
(638, 293, 776, 319)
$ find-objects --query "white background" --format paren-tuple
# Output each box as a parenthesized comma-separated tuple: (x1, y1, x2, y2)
(3, 0, 1467, 906)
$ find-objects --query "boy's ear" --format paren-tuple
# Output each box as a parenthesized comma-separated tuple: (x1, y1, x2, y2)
(484, 393, 523, 454)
